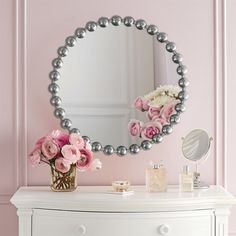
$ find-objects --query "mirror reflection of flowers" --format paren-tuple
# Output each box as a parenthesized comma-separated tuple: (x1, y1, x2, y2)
(29, 130, 102, 172)
(128, 85, 181, 140)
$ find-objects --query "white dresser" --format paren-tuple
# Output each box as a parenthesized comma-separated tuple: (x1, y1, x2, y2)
(10, 185, 236, 236)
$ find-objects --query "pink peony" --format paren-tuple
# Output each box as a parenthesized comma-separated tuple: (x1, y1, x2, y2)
(69, 133, 85, 149)
(61, 145, 80, 164)
(55, 157, 71, 173)
(90, 159, 102, 171)
(50, 130, 69, 148)
(147, 106, 162, 120)
(141, 121, 162, 139)
(29, 149, 41, 167)
(160, 100, 178, 123)
(76, 149, 93, 171)
(134, 97, 150, 112)
(41, 138, 59, 160)
(128, 119, 143, 137)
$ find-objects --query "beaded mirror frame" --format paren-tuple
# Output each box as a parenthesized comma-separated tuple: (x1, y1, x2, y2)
(48, 15, 189, 156)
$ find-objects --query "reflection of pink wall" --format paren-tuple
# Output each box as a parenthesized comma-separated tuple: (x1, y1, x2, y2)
(0, 0, 235, 235)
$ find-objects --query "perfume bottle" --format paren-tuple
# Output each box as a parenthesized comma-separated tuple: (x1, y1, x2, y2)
(146, 162, 167, 192)
(179, 165, 194, 192)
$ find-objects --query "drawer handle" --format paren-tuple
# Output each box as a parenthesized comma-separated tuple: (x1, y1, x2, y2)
(158, 224, 171, 235)
(75, 225, 87, 235)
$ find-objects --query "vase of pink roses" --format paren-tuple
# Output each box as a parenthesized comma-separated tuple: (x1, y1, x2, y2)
(29, 130, 102, 192)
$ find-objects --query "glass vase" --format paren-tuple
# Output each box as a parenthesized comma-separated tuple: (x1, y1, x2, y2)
(50, 164, 77, 192)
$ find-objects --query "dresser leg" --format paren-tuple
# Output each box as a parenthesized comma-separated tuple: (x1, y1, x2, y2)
(17, 209, 33, 236)
(215, 209, 230, 236)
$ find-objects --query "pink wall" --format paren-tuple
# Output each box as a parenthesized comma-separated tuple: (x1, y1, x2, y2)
(0, 0, 235, 235)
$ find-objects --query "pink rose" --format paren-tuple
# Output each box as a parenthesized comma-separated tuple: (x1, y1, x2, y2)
(90, 159, 102, 171)
(128, 119, 143, 137)
(69, 133, 85, 149)
(61, 145, 80, 164)
(151, 116, 168, 126)
(55, 157, 71, 173)
(29, 149, 41, 167)
(50, 130, 69, 148)
(141, 121, 162, 139)
(160, 100, 178, 122)
(76, 149, 93, 171)
(134, 97, 150, 112)
(41, 138, 59, 160)
(147, 106, 162, 120)
(33, 136, 46, 150)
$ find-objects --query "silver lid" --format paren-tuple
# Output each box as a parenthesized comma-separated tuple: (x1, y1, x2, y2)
(183, 165, 190, 174)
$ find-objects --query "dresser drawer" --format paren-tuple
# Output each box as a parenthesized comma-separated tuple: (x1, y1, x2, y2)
(32, 209, 214, 236)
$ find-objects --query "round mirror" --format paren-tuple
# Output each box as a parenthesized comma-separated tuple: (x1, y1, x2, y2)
(48, 16, 189, 156)
(182, 129, 211, 162)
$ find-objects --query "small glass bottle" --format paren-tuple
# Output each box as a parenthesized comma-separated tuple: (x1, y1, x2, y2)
(179, 165, 193, 192)
(146, 162, 167, 192)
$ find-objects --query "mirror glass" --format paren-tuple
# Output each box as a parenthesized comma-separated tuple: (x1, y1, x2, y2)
(57, 24, 179, 147)
(182, 129, 211, 161)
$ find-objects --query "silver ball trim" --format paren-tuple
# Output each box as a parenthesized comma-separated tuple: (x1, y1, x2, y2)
(162, 125, 173, 135)
(57, 46, 68, 57)
(65, 36, 76, 47)
(49, 70, 60, 81)
(98, 17, 109, 27)
(177, 65, 188, 75)
(178, 78, 189, 88)
(111, 15, 122, 26)
(50, 96, 61, 107)
(61, 118, 72, 129)
(48, 83, 60, 94)
(157, 32, 168, 42)
(147, 25, 159, 35)
(141, 140, 152, 150)
(70, 128, 80, 134)
(178, 91, 189, 101)
(103, 145, 114, 155)
(82, 136, 91, 143)
(123, 16, 135, 27)
(116, 146, 127, 156)
(175, 103, 186, 113)
(52, 58, 63, 69)
(92, 142, 102, 152)
(166, 42, 176, 52)
(135, 19, 147, 30)
(170, 114, 180, 124)
(86, 21, 97, 32)
(152, 134, 163, 143)
(54, 108, 65, 119)
(75, 28, 86, 38)
(172, 53, 183, 63)
(129, 144, 140, 154)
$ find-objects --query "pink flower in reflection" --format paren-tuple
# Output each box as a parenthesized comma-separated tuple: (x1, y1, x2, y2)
(141, 121, 162, 140)
(128, 119, 143, 137)
(134, 97, 150, 112)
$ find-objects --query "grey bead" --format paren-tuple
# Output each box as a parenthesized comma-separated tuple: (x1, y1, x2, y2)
(70, 128, 80, 134)
(82, 136, 91, 143)
(49, 70, 60, 81)
(157, 32, 168, 42)
(98, 17, 109, 27)
(92, 142, 102, 152)
(170, 114, 180, 124)
(172, 53, 183, 63)
(52, 58, 63, 69)
(162, 125, 173, 135)
(123, 16, 135, 27)
(57, 46, 68, 57)
(111, 15, 122, 26)
(116, 146, 127, 156)
(75, 28, 86, 38)
(48, 83, 60, 94)
(129, 144, 140, 154)
(178, 91, 189, 101)
(86, 21, 97, 32)
(65, 36, 76, 47)
(54, 108, 65, 119)
(177, 65, 188, 75)
(61, 118, 72, 129)
(103, 145, 114, 155)
(175, 103, 186, 113)
(166, 42, 177, 52)
(135, 19, 147, 30)
(152, 134, 163, 143)
(147, 25, 159, 35)
(141, 140, 152, 150)
(178, 78, 189, 88)
(50, 96, 61, 107)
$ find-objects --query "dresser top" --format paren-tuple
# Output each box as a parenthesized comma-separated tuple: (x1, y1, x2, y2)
(10, 185, 236, 212)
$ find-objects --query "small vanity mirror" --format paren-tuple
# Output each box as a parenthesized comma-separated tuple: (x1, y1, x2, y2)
(49, 16, 189, 156)
(182, 129, 213, 189)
